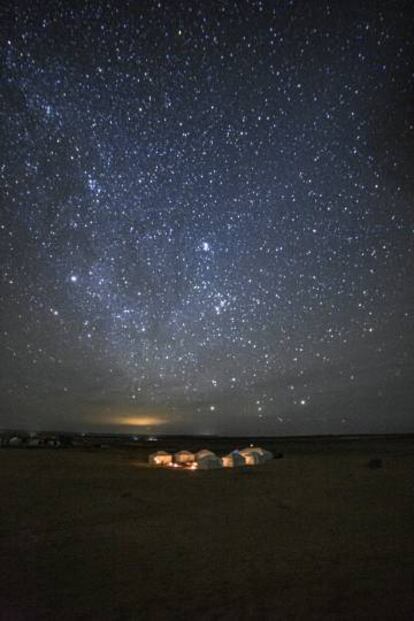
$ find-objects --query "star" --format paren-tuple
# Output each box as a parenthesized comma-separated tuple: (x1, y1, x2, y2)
(0, 1, 411, 436)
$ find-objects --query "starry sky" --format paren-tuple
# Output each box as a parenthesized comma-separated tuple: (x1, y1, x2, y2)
(1, 0, 413, 435)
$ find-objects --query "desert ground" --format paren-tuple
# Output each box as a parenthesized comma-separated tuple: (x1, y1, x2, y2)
(0, 436, 413, 620)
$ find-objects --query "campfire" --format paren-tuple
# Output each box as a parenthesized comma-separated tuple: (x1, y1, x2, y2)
(167, 462, 198, 470)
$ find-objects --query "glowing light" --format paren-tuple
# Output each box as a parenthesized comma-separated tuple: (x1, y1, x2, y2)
(114, 416, 167, 427)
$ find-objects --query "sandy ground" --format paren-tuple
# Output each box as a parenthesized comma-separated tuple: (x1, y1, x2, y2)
(0, 438, 413, 620)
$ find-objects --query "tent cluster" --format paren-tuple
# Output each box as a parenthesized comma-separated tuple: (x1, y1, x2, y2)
(0, 434, 62, 448)
(149, 447, 273, 469)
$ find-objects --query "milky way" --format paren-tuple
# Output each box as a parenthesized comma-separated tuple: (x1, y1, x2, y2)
(1, 1, 413, 434)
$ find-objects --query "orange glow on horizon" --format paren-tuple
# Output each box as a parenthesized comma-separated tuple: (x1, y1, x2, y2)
(114, 415, 167, 427)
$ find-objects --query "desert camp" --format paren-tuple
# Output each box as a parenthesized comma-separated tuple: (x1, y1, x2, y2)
(1, 0, 413, 617)
(1, 434, 413, 620)
(149, 447, 273, 469)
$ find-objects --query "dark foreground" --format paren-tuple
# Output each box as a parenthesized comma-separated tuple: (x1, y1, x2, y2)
(0, 436, 413, 620)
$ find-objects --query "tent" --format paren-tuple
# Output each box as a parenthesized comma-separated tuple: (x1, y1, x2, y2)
(239, 448, 263, 465)
(195, 449, 216, 459)
(149, 451, 173, 466)
(27, 438, 43, 447)
(196, 450, 223, 469)
(249, 447, 273, 462)
(222, 450, 246, 468)
(174, 450, 195, 464)
(195, 449, 216, 463)
(9, 436, 23, 447)
(45, 438, 61, 448)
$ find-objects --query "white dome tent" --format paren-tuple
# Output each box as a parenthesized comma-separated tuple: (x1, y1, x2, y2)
(27, 438, 42, 447)
(222, 450, 246, 468)
(196, 449, 223, 470)
(45, 438, 61, 448)
(195, 449, 215, 461)
(174, 450, 195, 465)
(149, 451, 173, 466)
(9, 436, 23, 447)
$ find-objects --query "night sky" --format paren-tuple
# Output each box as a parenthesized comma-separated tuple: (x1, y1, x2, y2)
(1, 1, 413, 435)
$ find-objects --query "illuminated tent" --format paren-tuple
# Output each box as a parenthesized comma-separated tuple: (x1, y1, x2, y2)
(174, 450, 195, 464)
(196, 450, 223, 469)
(239, 448, 264, 465)
(222, 450, 246, 468)
(149, 451, 173, 466)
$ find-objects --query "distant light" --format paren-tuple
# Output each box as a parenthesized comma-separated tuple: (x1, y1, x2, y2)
(209, 405, 215, 411)
(300, 399, 306, 406)
(70, 275, 78, 283)
(202, 241, 210, 252)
